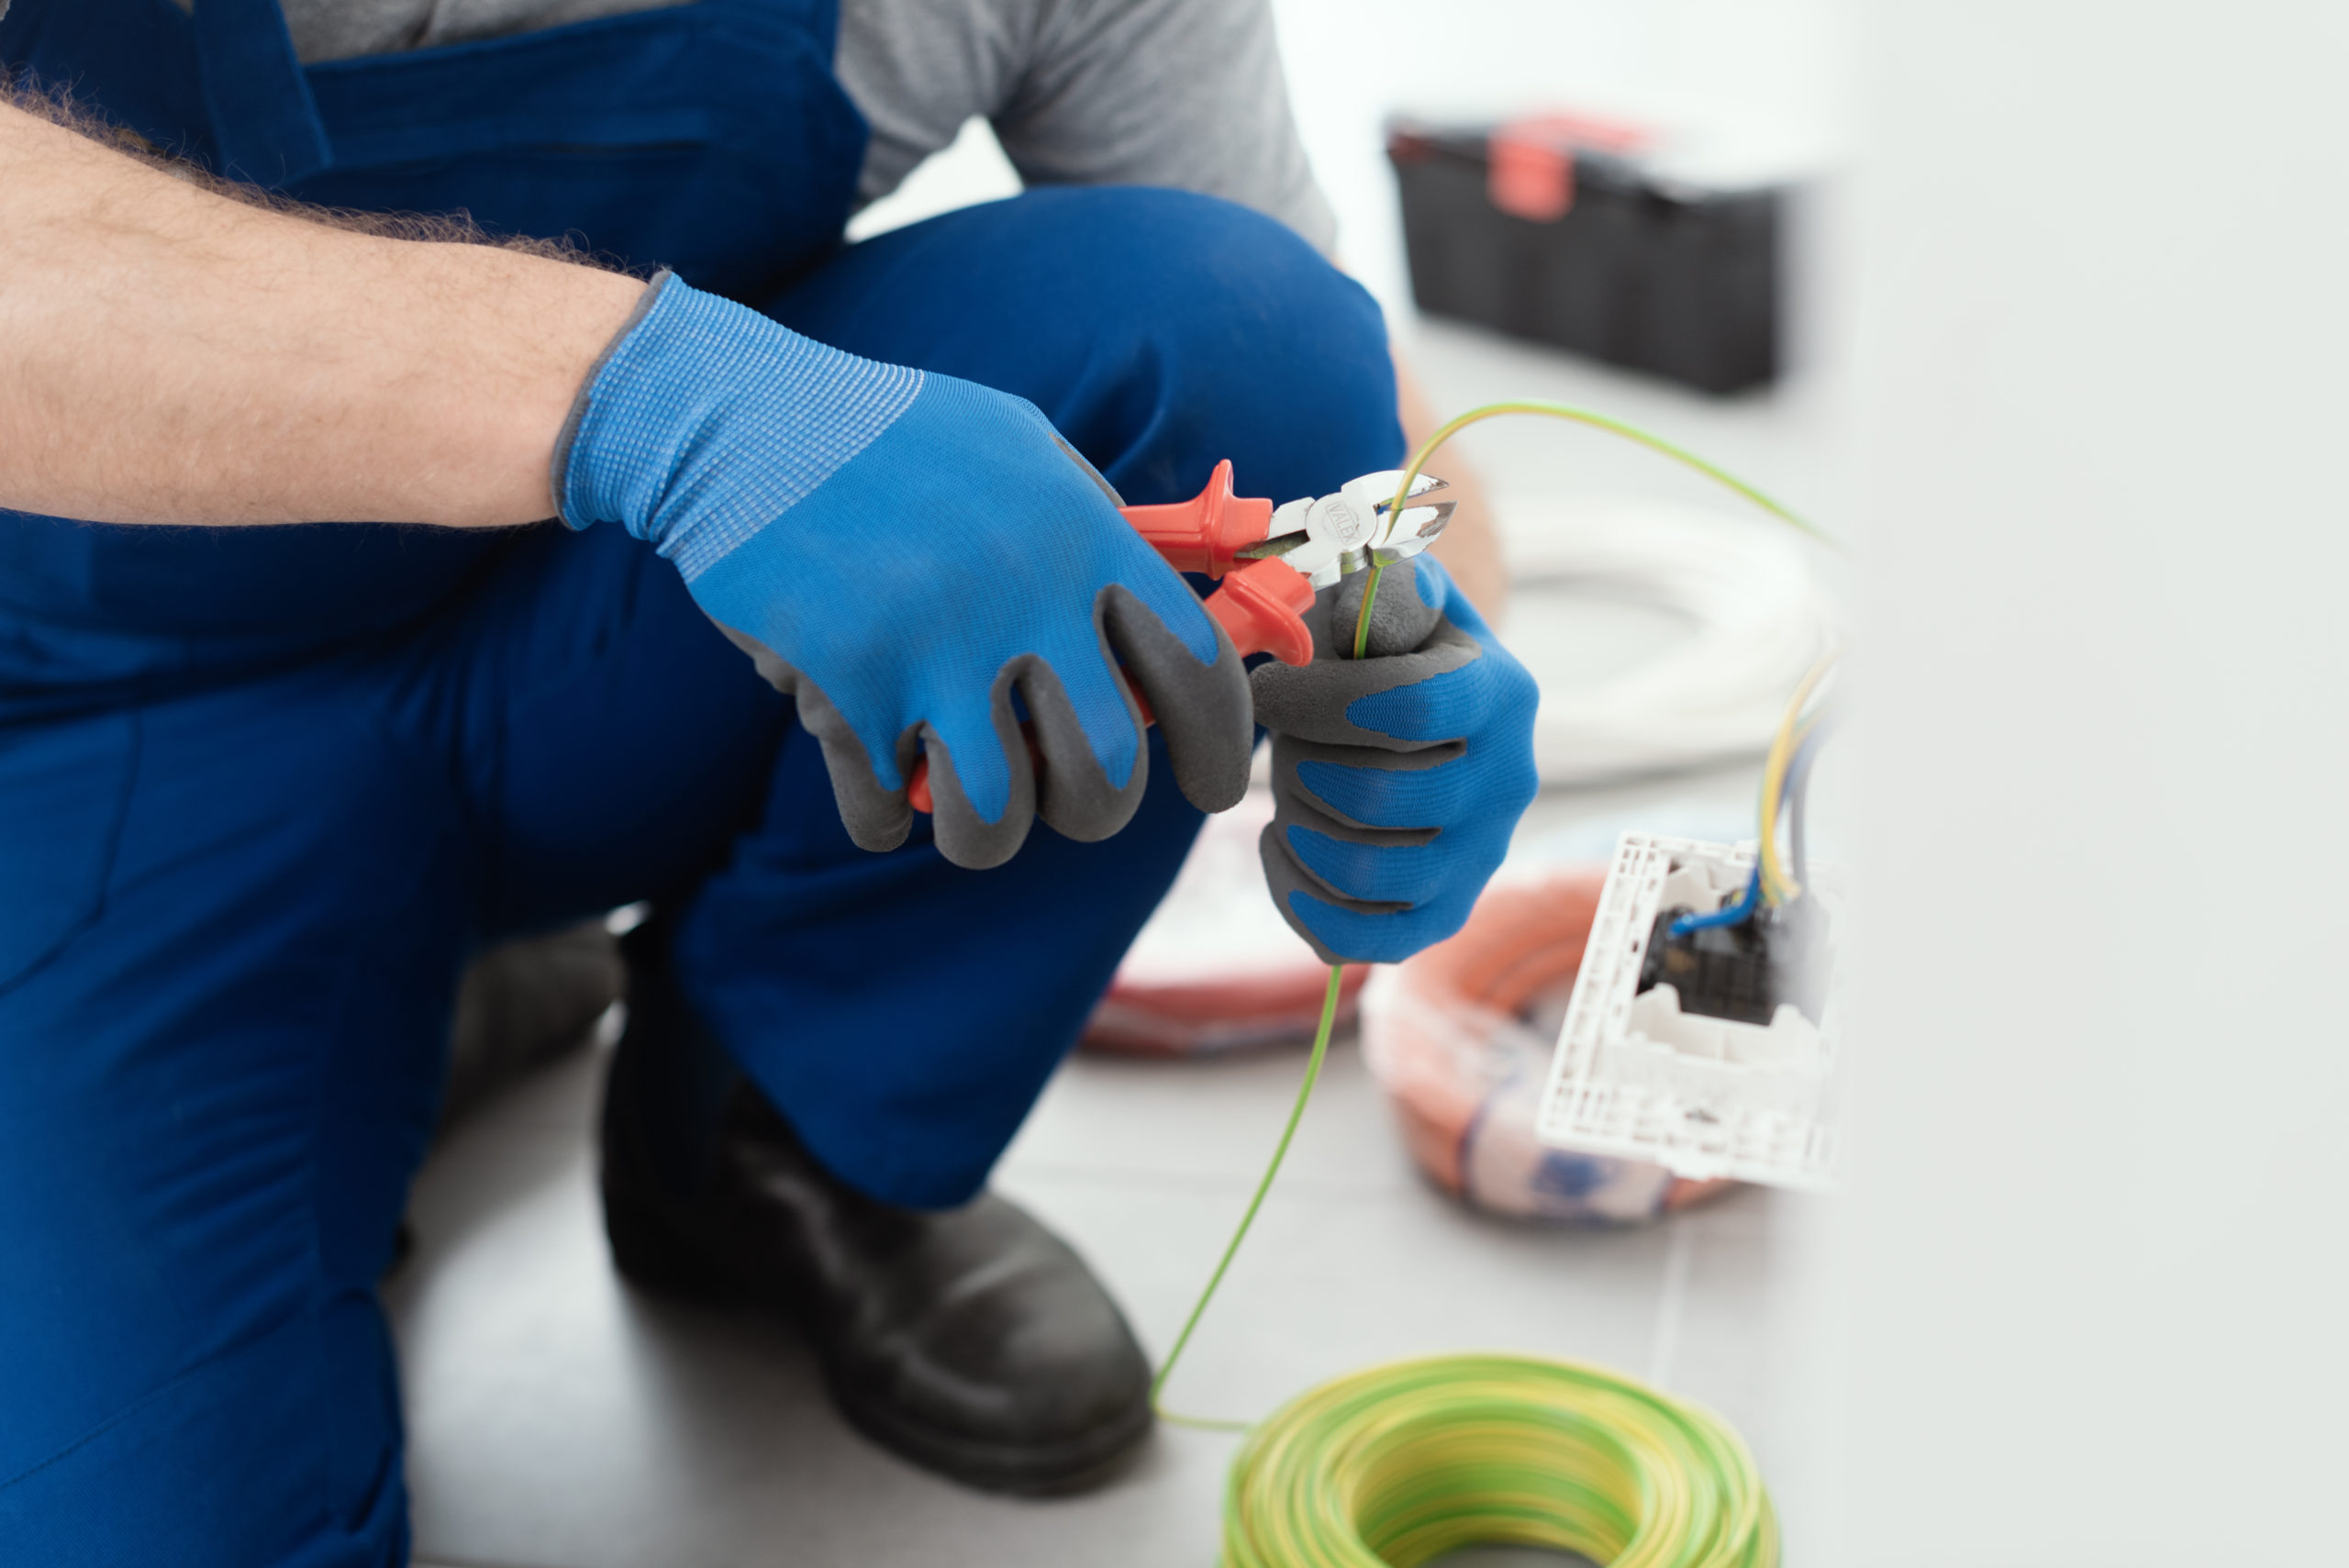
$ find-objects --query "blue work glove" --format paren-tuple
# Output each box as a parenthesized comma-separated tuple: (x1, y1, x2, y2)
(1248, 555, 1539, 963)
(554, 273, 1254, 869)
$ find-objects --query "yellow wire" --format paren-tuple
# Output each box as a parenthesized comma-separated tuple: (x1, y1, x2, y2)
(1755, 651, 1840, 905)
(1376, 400, 1842, 906)
(1152, 545, 1397, 1427)
(1152, 398, 1818, 1564)
(1383, 399, 1838, 551)
(1155, 536, 1392, 1429)
(1764, 712, 1820, 900)
(1152, 966, 1345, 1431)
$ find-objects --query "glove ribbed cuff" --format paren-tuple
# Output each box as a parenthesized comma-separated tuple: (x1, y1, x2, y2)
(551, 272, 925, 581)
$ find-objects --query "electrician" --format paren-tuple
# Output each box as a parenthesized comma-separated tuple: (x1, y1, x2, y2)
(0, 0, 1536, 1557)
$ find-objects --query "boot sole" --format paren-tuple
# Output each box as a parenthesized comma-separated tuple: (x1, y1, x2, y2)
(827, 1363, 1155, 1496)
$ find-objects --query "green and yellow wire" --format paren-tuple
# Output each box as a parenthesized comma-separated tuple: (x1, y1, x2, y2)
(1225, 1355, 1777, 1568)
(1155, 400, 1832, 1566)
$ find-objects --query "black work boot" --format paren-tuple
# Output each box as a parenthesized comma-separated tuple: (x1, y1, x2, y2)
(597, 926, 1153, 1494)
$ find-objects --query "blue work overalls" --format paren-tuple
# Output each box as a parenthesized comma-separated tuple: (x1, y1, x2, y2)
(0, 0, 1400, 1557)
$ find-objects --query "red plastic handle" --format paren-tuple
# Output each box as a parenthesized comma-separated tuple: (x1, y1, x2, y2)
(1203, 556, 1317, 667)
(1115, 459, 1275, 578)
(907, 464, 1312, 815)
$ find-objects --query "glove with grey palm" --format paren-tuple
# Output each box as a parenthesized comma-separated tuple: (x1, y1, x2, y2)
(555, 272, 1256, 870)
(1250, 555, 1539, 963)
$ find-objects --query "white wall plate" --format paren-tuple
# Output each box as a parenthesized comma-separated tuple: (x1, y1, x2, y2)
(1536, 831, 1842, 1189)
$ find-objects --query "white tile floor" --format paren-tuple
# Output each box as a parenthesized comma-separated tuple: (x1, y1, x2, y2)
(389, 754, 1830, 1568)
(393, 1002, 1820, 1568)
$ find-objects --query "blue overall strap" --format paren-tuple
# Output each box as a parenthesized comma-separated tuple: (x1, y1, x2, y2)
(194, 0, 332, 183)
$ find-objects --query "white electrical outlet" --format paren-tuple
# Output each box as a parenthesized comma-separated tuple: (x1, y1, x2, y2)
(1535, 831, 1842, 1190)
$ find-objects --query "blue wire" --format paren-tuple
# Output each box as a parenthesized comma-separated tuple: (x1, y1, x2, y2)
(1667, 709, 1838, 939)
(1670, 863, 1761, 936)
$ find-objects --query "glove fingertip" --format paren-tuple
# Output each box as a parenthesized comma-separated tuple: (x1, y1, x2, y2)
(1104, 585, 1254, 814)
(1019, 658, 1148, 844)
(921, 735, 1036, 870)
(1172, 716, 1252, 816)
(1257, 821, 1350, 965)
(841, 810, 914, 855)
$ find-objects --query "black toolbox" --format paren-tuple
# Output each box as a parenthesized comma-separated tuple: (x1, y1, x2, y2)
(1387, 117, 1785, 395)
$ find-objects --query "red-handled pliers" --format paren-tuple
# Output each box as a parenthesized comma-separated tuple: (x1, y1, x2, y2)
(907, 461, 1453, 813)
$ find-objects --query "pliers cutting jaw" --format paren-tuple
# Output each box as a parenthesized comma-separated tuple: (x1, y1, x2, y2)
(1111, 461, 1453, 662)
(1236, 471, 1456, 588)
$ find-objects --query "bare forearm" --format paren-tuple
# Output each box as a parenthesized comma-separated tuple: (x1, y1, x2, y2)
(0, 100, 643, 527)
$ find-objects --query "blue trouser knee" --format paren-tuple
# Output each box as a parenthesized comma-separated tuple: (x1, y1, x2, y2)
(0, 186, 1397, 1563)
(685, 187, 1403, 1204)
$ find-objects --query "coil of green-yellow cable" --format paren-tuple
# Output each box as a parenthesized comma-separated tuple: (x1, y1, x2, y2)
(1224, 1353, 1777, 1568)
(1154, 402, 1831, 1566)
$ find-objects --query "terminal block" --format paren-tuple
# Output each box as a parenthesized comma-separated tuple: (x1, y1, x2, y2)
(1536, 833, 1842, 1189)
(1639, 895, 1829, 1029)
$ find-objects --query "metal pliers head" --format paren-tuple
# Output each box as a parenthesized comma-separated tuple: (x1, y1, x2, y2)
(1239, 471, 1455, 588)
(1105, 461, 1456, 669)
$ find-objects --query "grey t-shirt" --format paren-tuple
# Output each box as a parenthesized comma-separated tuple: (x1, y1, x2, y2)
(143, 0, 1336, 253)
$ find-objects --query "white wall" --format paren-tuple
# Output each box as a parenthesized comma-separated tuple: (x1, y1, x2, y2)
(1835, 0, 2349, 1559)
(844, 8, 2349, 1551)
